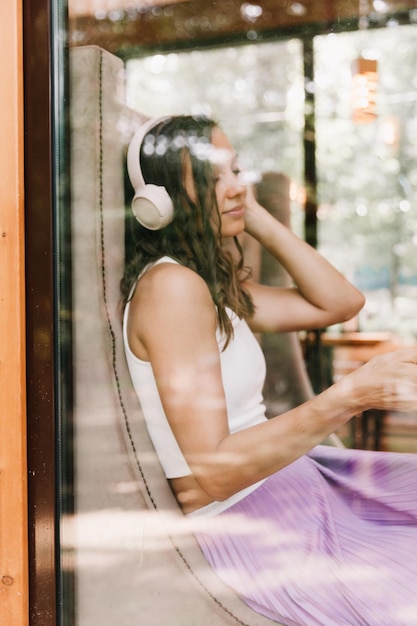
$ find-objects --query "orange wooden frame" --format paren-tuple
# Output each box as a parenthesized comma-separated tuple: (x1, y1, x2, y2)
(0, 1, 28, 624)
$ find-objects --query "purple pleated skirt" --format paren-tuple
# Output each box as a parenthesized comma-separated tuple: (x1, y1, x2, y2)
(192, 445, 417, 626)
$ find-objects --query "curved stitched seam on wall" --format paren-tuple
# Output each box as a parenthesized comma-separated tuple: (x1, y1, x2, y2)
(96, 48, 252, 626)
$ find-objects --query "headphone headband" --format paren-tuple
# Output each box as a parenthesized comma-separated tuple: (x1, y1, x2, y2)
(127, 116, 168, 190)
(127, 116, 173, 230)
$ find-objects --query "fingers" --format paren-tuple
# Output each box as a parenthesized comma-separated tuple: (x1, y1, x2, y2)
(366, 348, 417, 412)
(344, 347, 417, 414)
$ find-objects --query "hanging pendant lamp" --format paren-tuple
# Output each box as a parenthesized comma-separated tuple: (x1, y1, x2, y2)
(352, 0, 378, 123)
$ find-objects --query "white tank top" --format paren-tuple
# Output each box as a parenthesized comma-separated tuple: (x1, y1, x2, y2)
(122, 257, 268, 483)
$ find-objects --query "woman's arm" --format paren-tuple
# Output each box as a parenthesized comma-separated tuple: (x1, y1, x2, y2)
(128, 263, 417, 503)
(242, 187, 365, 334)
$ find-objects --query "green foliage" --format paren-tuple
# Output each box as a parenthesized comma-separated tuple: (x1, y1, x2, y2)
(315, 26, 417, 337)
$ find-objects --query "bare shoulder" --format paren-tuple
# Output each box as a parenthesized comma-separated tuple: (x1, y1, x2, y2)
(127, 261, 217, 361)
(135, 261, 212, 307)
(129, 261, 216, 338)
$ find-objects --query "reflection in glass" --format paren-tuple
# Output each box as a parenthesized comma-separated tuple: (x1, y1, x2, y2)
(64, 6, 417, 625)
(315, 25, 417, 340)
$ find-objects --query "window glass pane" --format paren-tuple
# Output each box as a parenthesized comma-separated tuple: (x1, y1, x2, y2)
(315, 25, 417, 339)
(64, 4, 417, 626)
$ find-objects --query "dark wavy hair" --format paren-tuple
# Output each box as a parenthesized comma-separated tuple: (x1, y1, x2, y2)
(121, 114, 254, 347)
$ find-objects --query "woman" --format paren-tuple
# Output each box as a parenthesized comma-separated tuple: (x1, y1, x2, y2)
(122, 115, 417, 625)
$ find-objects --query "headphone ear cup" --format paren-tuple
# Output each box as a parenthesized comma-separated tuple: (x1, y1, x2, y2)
(131, 184, 174, 230)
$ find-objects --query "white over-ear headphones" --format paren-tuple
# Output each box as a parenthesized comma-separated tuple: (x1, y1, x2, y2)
(127, 116, 174, 230)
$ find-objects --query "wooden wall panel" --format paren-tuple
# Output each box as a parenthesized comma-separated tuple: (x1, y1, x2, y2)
(0, 0, 28, 625)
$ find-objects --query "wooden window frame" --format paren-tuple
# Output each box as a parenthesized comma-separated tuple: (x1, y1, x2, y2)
(0, 0, 28, 623)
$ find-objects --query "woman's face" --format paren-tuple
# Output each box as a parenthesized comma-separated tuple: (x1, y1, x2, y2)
(183, 125, 247, 238)
(210, 127, 247, 238)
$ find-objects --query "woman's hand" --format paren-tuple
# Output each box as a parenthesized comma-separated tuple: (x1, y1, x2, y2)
(243, 184, 274, 239)
(341, 348, 417, 414)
